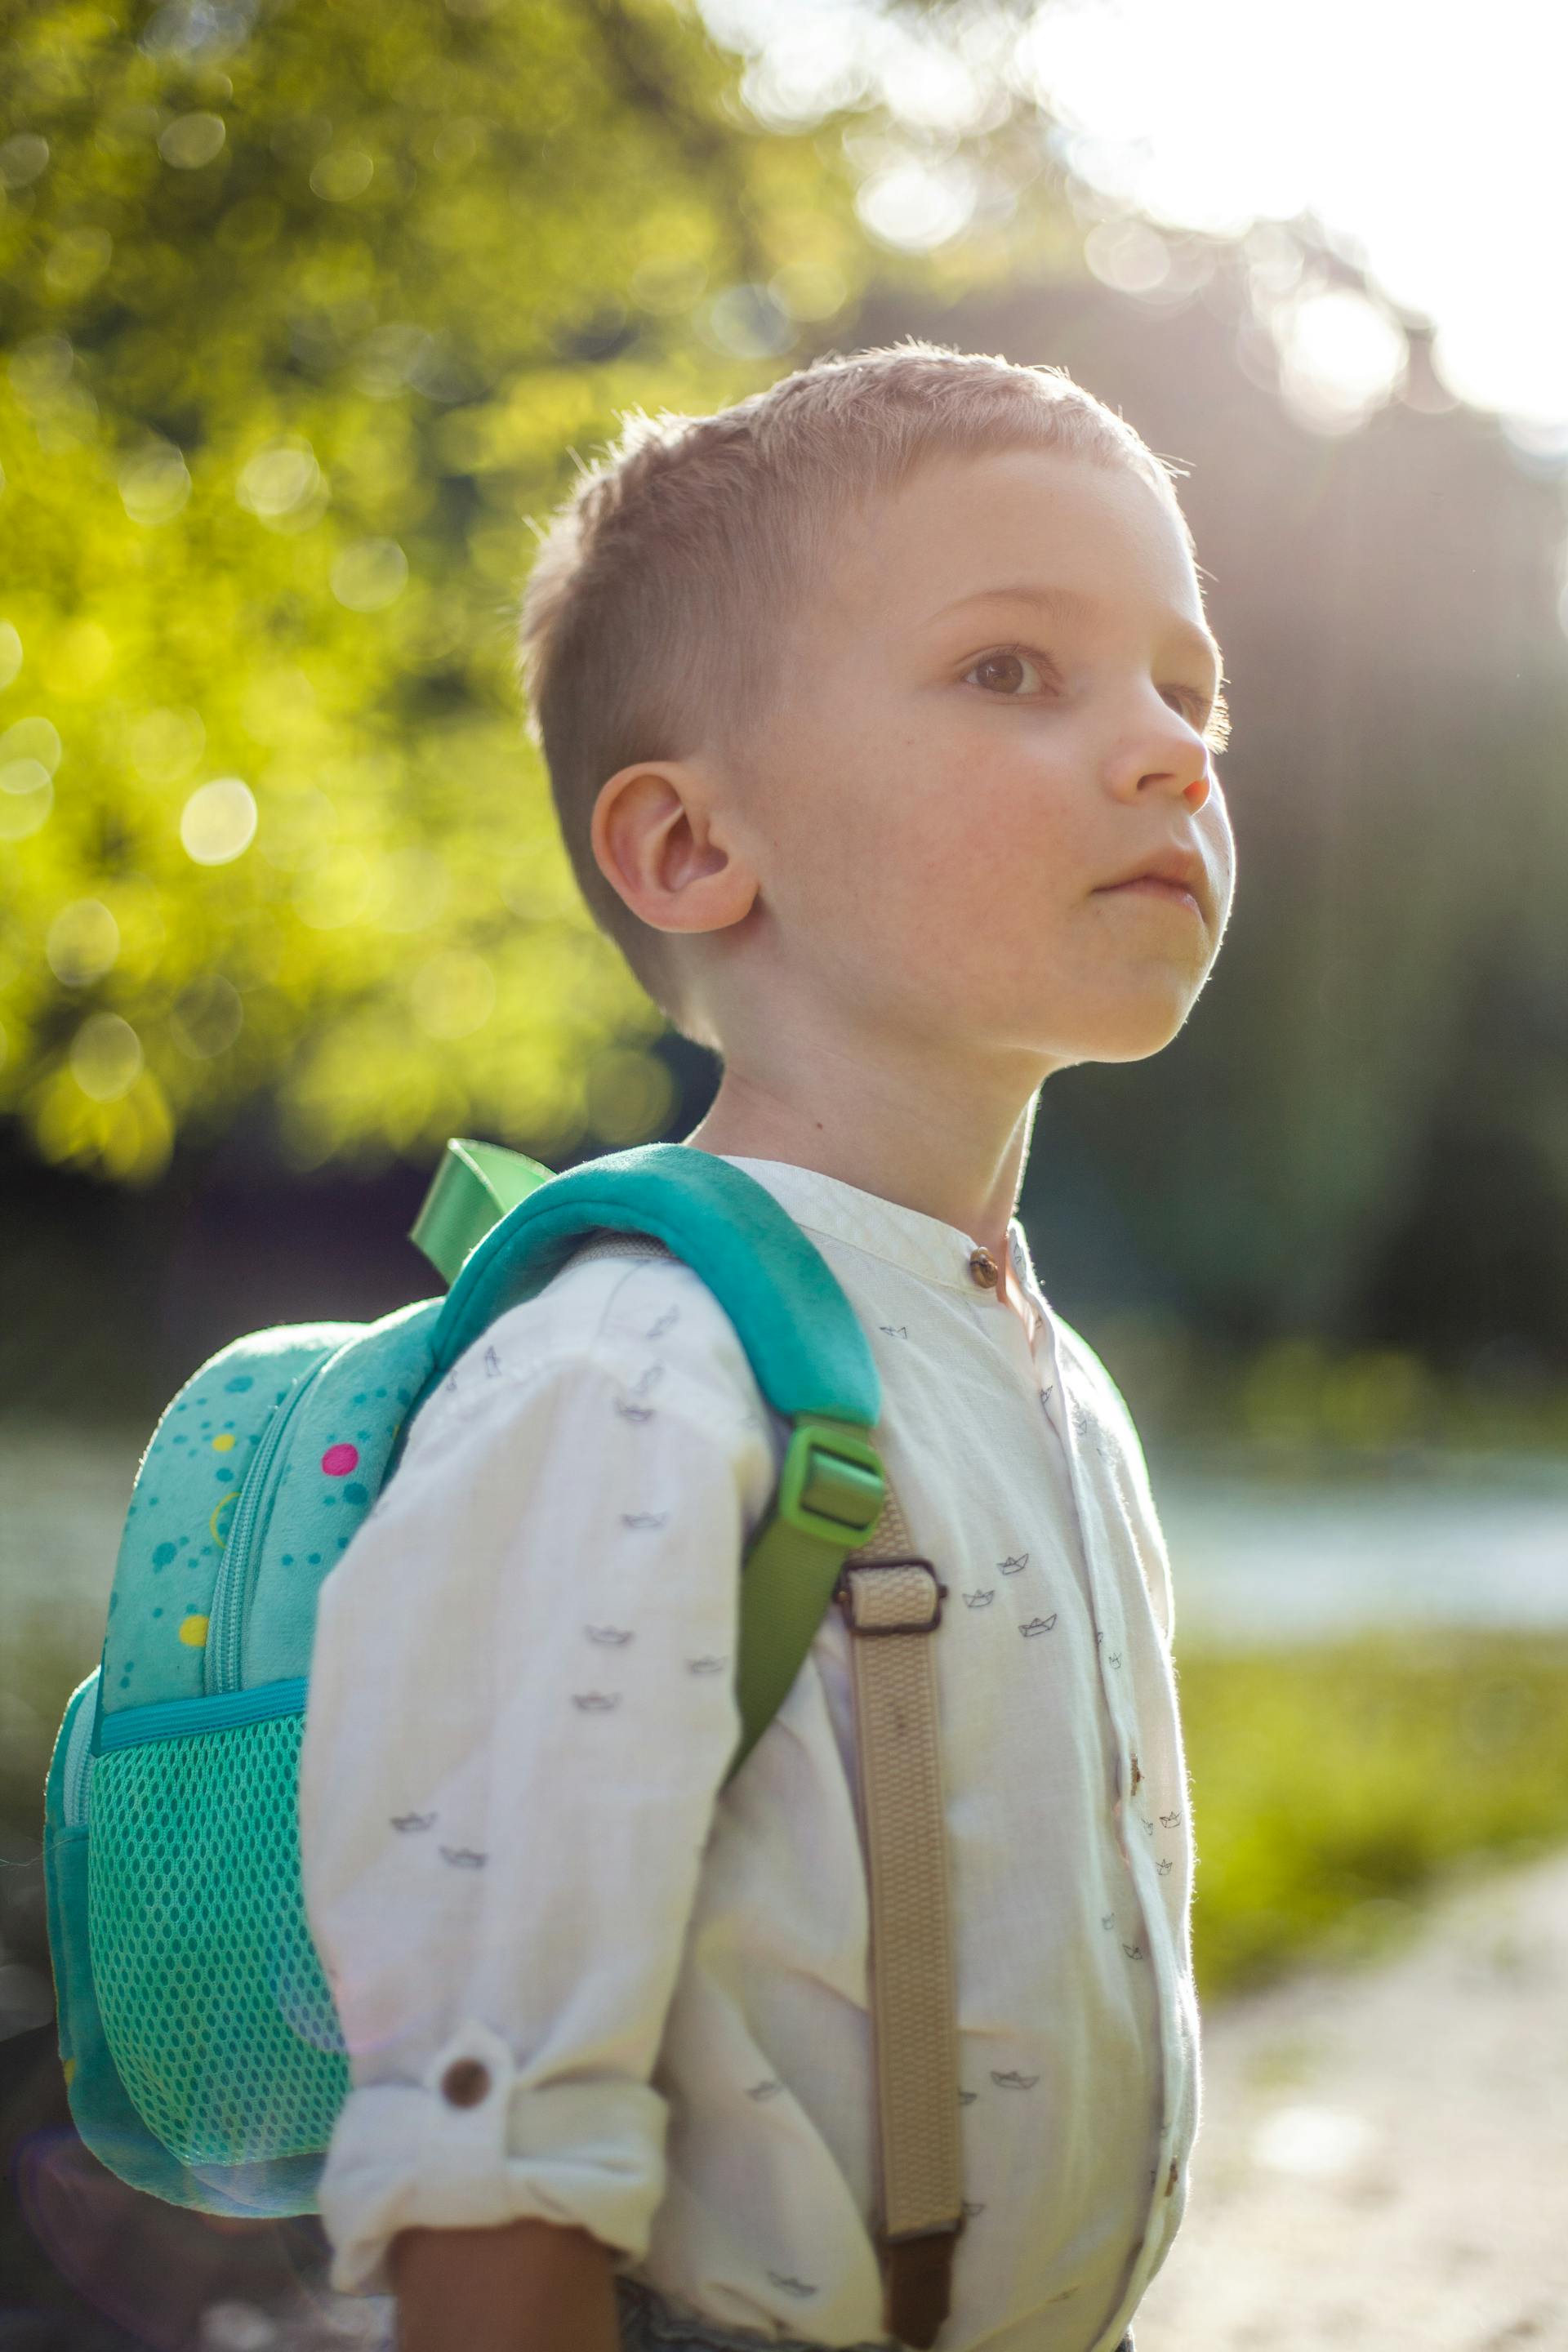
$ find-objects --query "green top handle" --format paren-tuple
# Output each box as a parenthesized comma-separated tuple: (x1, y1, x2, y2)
(410, 1137, 556, 1286)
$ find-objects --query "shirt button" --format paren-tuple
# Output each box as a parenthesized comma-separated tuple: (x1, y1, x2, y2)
(968, 1247, 1000, 1289)
(440, 2058, 492, 2109)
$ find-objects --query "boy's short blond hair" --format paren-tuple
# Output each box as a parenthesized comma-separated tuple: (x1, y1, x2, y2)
(517, 340, 1195, 1032)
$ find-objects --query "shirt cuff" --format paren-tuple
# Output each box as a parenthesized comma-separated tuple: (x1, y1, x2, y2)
(318, 2020, 669, 2294)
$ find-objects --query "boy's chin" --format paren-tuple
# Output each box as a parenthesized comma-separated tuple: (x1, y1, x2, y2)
(1050, 990, 1200, 1066)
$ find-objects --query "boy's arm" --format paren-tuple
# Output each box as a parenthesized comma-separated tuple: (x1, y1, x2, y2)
(390, 2216, 618, 2352)
(296, 1267, 777, 2307)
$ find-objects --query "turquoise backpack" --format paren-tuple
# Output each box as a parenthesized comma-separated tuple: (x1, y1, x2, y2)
(42, 1138, 890, 2219)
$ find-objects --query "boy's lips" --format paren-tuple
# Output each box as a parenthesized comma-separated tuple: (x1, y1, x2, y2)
(1093, 847, 1209, 921)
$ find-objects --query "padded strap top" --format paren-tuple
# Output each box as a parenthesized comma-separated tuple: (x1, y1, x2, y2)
(428, 1143, 880, 1428)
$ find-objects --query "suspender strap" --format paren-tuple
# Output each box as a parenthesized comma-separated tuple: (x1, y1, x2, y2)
(837, 1483, 965, 2350)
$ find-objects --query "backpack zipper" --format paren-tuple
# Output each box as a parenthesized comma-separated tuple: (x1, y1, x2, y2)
(62, 1678, 97, 1829)
(205, 1352, 333, 1697)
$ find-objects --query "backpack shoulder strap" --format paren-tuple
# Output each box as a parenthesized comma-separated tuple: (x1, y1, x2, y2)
(418, 1145, 886, 1773)
(430, 1141, 880, 1424)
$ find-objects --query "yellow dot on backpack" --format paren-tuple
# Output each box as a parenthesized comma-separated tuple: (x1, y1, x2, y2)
(178, 1615, 209, 1646)
(63, 2057, 75, 2085)
(212, 1432, 236, 1452)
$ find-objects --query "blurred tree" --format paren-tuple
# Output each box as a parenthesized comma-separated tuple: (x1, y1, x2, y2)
(0, 0, 898, 1183)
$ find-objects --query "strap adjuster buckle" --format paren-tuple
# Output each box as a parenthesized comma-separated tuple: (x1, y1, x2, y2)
(835, 1556, 947, 1636)
(777, 1420, 886, 1548)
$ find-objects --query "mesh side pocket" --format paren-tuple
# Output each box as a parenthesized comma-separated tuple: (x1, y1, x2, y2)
(88, 1713, 349, 2168)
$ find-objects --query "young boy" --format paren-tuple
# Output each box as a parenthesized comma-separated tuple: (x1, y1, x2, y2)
(298, 341, 1235, 2352)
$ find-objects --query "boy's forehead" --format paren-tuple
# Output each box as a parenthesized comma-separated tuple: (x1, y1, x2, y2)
(817, 444, 1207, 643)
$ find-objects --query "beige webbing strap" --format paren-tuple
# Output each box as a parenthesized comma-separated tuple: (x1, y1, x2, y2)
(837, 1484, 964, 2349)
(564, 1231, 964, 2345)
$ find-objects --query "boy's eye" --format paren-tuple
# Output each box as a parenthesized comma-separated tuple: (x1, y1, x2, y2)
(965, 648, 1050, 696)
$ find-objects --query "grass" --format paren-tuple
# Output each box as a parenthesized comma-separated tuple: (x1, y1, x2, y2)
(1179, 1630, 1568, 1998)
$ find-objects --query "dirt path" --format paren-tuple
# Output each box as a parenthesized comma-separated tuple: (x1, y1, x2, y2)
(1137, 1846, 1568, 2352)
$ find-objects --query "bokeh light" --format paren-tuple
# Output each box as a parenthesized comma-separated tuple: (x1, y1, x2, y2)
(180, 779, 259, 867)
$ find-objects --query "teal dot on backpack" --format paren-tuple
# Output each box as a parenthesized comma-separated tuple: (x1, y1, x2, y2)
(225, 1375, 254, 1392)
(281, 1553, 294, 1566)
(352, 1392, 367, 1405)
(374, 1388, 386, 1399)
(153, 1542, 176, 1570)
(337, 1536, 348, 1548)
(307, 1552, 321, 1566)
(215, 1468, 234, 1485)
(344, 1482, 368, 1506)
(152, 1607, 163, 1619)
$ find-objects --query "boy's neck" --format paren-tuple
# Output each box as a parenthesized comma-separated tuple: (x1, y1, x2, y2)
(679, 1060, 1043, 1318)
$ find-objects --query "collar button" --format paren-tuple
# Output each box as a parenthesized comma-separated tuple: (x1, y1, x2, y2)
(968, 1246, 1000, 1290)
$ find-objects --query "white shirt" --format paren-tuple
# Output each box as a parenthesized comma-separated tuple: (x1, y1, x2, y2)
(299, 1156, 1200, 2351)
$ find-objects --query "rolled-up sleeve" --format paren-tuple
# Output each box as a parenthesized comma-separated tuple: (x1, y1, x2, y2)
(297, 1264, 777, 2294)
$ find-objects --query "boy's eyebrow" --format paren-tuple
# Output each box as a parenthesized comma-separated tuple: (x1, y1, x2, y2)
(929, 582, 1223, 682)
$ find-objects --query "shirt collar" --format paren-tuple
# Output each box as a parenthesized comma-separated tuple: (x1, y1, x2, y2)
(715, 1153, 1040, 1301)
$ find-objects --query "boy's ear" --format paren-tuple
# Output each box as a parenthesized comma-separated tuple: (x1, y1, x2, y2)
(590, 759, 758, 938)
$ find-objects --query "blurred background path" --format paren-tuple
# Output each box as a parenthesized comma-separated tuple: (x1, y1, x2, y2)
(1140, 1845, 1568, 2352)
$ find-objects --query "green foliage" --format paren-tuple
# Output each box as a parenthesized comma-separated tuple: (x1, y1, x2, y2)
(1182, 1633, 1568, 1996)
(0, 0, 874, 1182)
(1096, 1315, 1568, 1461)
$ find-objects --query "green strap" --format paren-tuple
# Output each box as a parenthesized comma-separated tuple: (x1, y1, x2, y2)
(729, 1417, 887, 1779)
(410, 1138, 555, 1286)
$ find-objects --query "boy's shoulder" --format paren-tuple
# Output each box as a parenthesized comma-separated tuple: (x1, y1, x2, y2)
(403, 1244, 775, 1471)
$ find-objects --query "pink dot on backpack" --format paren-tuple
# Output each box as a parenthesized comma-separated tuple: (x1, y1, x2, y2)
(321, 1442, 359, 1476)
